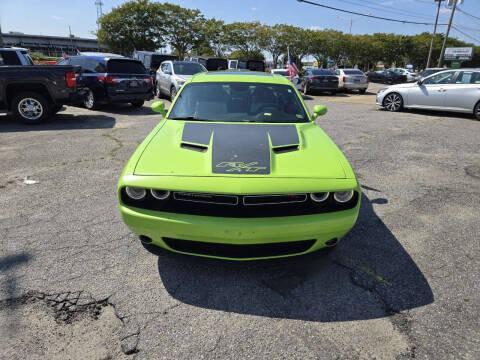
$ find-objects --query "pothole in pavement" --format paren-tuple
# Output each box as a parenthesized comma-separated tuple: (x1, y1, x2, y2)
(0, 291, 138, 359)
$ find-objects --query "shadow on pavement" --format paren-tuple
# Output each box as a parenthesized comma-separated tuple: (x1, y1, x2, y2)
(95, 103, 158, 116)
(0, 113, 115, 132)
(156, 193, 433, 322)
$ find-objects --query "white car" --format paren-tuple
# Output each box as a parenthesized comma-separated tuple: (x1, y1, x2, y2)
(335, 69, 369, 93)
(156, 61, 207, 100)
(392, 68, 416, 82)
(376, 69, 480, 120)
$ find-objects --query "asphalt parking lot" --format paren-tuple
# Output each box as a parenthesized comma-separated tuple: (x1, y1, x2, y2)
(1, 83, 479, 359)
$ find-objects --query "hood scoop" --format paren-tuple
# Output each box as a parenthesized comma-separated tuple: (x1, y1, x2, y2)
(181, 123, 300, 175)
(181, 142, 208, 152)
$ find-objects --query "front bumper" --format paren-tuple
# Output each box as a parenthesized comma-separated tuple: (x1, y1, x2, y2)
(119, 199, 360, 260)
(376, 90, 387, 106)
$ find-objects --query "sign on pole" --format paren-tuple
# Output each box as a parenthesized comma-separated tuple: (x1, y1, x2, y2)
(444, 47, 473, 61)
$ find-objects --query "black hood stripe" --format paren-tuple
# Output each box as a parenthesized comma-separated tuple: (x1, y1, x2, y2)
(181, 123, 299, 175)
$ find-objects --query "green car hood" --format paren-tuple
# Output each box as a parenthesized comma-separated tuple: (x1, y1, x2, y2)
(134, 120, 350, 179)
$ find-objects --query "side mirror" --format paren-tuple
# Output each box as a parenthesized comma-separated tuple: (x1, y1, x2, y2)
(417, 79, 423, 86)
(151, 101, 167, 117)
(312, 104, 327, 119)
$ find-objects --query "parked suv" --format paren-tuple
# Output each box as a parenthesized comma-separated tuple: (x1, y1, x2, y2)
(335, 68, 369, 93)
(156, 61, 207, 99)
(58, 55, 153, 109)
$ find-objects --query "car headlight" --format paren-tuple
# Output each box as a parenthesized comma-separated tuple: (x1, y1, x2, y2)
(334, 190, 355, 203)
(310, 192, 329, 203)
(125, 186, 146, 200)
(176, 78, 185, 85)
(150, 189, 170, 200)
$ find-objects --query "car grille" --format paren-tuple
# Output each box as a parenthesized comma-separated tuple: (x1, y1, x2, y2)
(121, 190, 359, 218)
(162, 237, 316, 258)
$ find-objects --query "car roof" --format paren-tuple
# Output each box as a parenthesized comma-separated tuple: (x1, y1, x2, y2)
(190, 71, 291, 85)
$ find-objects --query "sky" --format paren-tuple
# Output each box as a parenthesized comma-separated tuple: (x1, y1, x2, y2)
(0, 0, 479, 45)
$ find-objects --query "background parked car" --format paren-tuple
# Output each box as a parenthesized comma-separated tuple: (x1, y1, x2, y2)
(392, 68, 417, 82)
(189, 57, 228, 71)
(416, 67, 447, 81)
(0, 47, 34, 66)
(301, 69, 339, 95)
(237, 59, 266, 72)
(132, 51, 178, 74)
(156, 60, 207, 100)
(367, 70, 407, 84)
(376, 69, 480, 120)
(58, 55, 154, 109)
(335, 68, 369, 93)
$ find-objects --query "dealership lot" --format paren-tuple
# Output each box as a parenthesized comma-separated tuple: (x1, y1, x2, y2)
(1, 85, 479, 359)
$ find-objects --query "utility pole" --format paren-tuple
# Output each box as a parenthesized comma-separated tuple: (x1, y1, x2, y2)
(426, 0, 444, 69)
(438, 0, 458, 67)
(95, 0, 104, 32)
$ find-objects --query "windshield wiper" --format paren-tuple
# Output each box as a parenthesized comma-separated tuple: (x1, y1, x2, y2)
(169, 116, 212, 121)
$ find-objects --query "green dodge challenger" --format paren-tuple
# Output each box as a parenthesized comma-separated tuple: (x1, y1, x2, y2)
(118, 71, 360, 260)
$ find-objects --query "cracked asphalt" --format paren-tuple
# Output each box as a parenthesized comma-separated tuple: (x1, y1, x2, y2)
(1, 83, 479, 359)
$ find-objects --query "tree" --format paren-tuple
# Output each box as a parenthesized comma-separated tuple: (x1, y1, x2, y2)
(161, 3, 206, 59)
(197, 18, 229, 57)
(224, 22, 265, 58)
(97, 0, 165, 54)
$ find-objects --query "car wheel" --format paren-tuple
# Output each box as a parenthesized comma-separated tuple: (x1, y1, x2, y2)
(170, 86, 177, 100)
(155, 84, 162, 99)
(83, 89, 98, 110)
(131, 100, 144, 108)
(303, 83, 310, 95)
(474, 101, 480, 120)
(12, 92, 50, 124)
(383, 92, 403, 112)
(359, 89, 367, 94)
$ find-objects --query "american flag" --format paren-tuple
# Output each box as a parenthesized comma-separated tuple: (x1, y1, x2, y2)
(287, 53, 299, 80)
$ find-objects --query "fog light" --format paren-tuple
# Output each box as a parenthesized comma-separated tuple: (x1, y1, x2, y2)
(150, 189, 170, 200)
(125, 186, 146, 200)
(310, 192, 329, 202)
(334, 190, 354, 203)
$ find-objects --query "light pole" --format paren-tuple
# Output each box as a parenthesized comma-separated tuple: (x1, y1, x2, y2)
(438, 0, 459, 67)
(426, 0, 444, 69)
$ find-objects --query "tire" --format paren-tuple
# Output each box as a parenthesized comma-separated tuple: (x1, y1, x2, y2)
(83, 89, 98, 110)
(382, 92, 403, 112)
(331, 90, 337, 95)
(359, 89, 367, 94)
(155, 84, 162, 99)
(170, 86, 177, 101)
(303, 83, 310, 96)
(12, 92, 50, 124)
(131, 100, 144, 108)
(474, 101, 480, 120)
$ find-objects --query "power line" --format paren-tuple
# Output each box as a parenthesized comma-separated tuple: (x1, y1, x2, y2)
(336, 0, 436, 21)
(296, 0, 448, 26)
(456, 8, 480, 22)
(452, 26, 480, 44)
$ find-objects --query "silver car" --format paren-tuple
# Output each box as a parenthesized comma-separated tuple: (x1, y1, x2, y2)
(335, 69, 369, 93)
(376, 69, 480, 120)
(156, 61, 207, 100)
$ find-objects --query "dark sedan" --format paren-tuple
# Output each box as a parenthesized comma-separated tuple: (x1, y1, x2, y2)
(301, 69, 339, 95)
(367, 70, 407, 85)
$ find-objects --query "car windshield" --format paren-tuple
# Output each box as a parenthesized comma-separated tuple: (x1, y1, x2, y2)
(311, 69, 335, 75)
(173, 62, 206, 75)
(168, 82, 309, 123)
(343, 69, 363, 75)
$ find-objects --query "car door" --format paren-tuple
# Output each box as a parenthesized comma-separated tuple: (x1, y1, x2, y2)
(406, 71, 456, 109)
(443, 70, 480, 112)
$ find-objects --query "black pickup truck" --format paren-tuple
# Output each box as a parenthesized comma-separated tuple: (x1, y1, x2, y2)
(0, 48, 85, 124)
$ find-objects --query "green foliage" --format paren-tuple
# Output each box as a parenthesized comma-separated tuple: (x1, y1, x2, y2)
(97, 0, 478, 68)
(97, 0, 165, 54)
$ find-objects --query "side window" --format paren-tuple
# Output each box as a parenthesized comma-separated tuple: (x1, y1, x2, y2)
(423, 71, 455, 85)
(472, 72, 480, 84)
(335, 70, 340, 75)
(160, 63, 167, 72)
(165, 63, 172, 74)
(57, 59, 68, 65)
(0, 51, 21, 65)
(455, 71, 474, 84)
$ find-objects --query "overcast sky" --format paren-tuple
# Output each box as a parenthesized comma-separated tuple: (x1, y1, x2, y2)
(0, 0, 479, 45)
